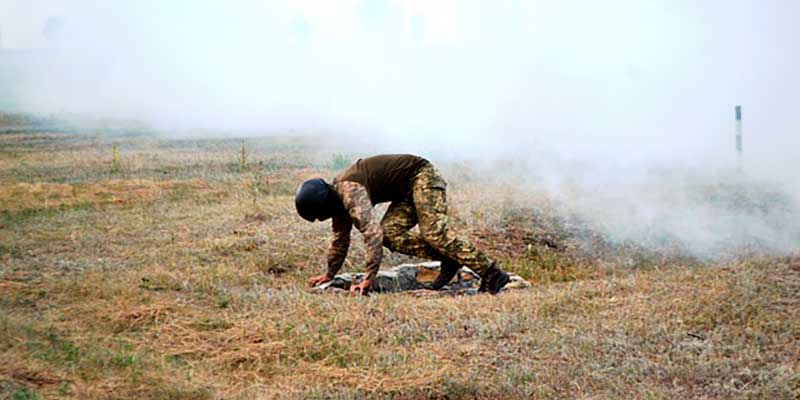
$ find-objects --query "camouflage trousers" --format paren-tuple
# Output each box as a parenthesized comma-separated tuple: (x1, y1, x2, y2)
(380, 165, 494, 276)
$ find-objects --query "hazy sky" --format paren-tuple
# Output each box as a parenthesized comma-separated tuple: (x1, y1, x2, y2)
(1, 1, 798, 173)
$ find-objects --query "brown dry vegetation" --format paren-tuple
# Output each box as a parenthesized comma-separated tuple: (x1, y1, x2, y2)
(1, 123, 798, 399)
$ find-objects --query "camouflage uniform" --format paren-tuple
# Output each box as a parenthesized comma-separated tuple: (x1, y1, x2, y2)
(327, 163, 494, 281)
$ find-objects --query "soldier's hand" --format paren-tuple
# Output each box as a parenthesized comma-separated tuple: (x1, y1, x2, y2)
(308, 273, 332, 288)
(349, 279, 371, 297)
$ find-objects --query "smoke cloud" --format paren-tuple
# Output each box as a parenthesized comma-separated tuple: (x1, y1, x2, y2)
(2, 0, 799, 257)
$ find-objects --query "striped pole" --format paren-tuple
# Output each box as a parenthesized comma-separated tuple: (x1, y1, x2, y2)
(735, 105, 743, 168)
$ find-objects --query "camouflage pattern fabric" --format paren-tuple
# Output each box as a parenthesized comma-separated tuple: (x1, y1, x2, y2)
(325, 212, 352, 278)
(383, 165, 494, 276)
(326, 165, 493, 283)
(381, 199, 441, 260)
(328, 181, 383, 281)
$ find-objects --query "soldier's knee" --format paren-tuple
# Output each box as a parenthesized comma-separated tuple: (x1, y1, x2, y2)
(418, 220, 448, 250)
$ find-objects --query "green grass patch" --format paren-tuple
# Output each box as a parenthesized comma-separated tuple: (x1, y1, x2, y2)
(0, 203, 96, 227)
(190, 317, 233, 332)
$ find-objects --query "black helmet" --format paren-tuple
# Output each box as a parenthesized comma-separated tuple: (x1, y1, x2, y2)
(295, 178, 331, 222)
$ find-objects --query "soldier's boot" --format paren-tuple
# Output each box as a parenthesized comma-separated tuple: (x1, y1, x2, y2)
(428, 258, 461, 290)
(478, 262, 510, 294)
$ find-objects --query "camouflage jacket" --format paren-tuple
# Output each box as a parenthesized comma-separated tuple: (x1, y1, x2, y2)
(326, 181, 383, 281)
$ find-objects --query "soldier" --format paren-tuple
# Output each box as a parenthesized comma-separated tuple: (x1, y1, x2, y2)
(295, 154, 510, 296)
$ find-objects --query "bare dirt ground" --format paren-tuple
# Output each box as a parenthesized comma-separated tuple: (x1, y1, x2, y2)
(1, 119, 798, 399)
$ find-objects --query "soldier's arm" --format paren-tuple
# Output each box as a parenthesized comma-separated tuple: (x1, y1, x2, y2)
(336, 181, 383, 282)
(326, 213, 352, 277)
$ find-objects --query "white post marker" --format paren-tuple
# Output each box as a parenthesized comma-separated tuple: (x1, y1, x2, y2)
(735, 105, 743, 169)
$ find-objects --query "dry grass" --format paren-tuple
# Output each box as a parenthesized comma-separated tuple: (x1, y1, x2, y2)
(1, 125, 798, 399)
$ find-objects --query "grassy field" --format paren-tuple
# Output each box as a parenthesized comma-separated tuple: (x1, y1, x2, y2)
(1, 119, 798, 399)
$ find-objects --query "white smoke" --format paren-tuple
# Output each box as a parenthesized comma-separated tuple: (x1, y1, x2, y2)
(2, 0, 799, 256)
